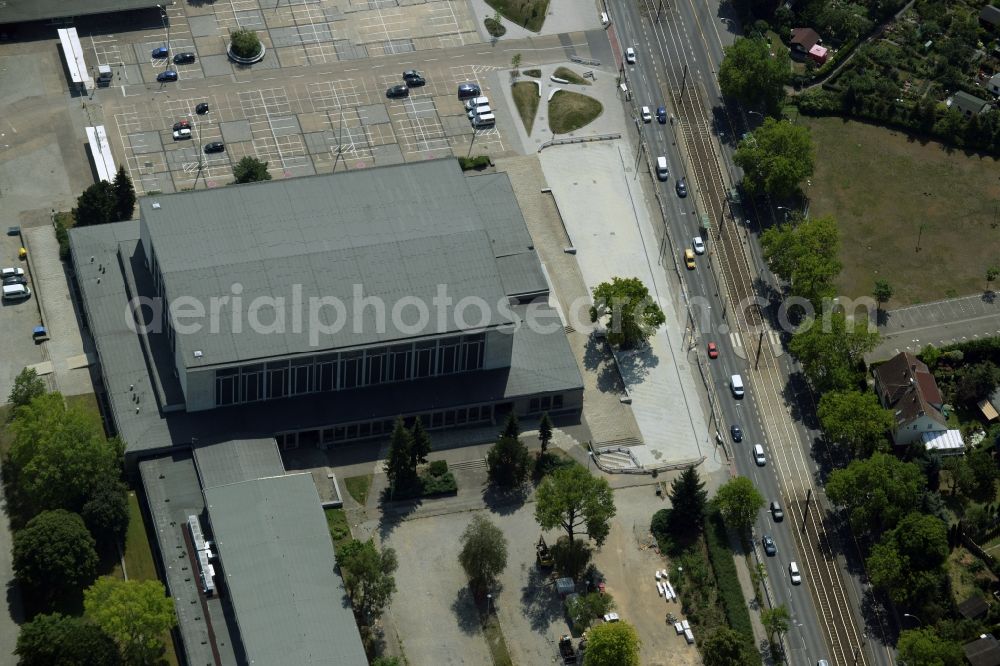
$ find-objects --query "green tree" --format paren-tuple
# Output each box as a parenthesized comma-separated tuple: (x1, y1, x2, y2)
(583, 620, 640, 666)
(486, 435, 531, 487)
(817, 390, 893, 457)
(873, 279, 894, 314)
(13, 509, 98, 598)
(788, 313, 879, 393)
(535, 465, 616, 547)
(384, 418, 419, 496)
(965, 448, 999, 503)
(8, 392, 119, 515)
(538, 412, 553, 453)
(8, 367, 46, 409)
(410, 417, 432, 467)
(701, 627, 759, 666)
(589, 276, 666, 348)
(232, 156, 272, 183)
(229, 27, 262, 59)
(942, 455, 973, 497)
(761, 604, 790, 644)
(718, 37, 790, 113)
(113, 165, 136, 221)
(954, 362, 1000, 406)
(897, 627, 964, 666)
(15, 612, 121, 666)
(826, 452, 925, 535)
(500, 411, 520, 440)
(713, 476, 765, 536)
(81, 478, 130, 545)
(458, 515, 508, 594)
(760, 214, 840, 305)
(73, 181, 116, 226)
(987, 266, 999, 293)
(84, 577, 176, 665)
(337, 539, 398, 623)
(511, 52, 522, 77)
(372, 658, 402, 666)
(668, 467, 709, 533)
(567, 591, 616, 633)
(734, 117, 814, 198)
(867, 512, 948, 605)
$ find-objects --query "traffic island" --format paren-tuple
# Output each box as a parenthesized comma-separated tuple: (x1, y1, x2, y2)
(226, 27, 266, 65)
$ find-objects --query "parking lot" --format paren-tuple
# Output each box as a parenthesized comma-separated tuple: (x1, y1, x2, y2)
(107, 64, 506, 193)
(0, 233, 48, 401)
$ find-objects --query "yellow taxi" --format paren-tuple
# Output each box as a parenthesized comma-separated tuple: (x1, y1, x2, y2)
(684, 248, 696, 270)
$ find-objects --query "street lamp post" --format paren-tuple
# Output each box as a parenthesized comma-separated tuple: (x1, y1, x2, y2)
(588, 451, 594, 471)
(776, 206, 791, 221)
(156, 4, 171, 69)
(902, 613, 922, 627)
(487, 593, 492, 615)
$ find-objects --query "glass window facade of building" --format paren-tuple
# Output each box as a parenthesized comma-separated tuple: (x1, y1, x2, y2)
(214, 333, 486, 407)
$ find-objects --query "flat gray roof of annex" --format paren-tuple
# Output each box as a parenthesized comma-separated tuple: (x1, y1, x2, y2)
(0, 0, 158, 24)
(204, 473, 367, 666)
(140, 159, 537, 369)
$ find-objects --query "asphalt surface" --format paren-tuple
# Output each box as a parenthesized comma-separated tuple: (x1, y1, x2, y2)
(869, 293, 1000, 362)
(604, 1, 895, 664)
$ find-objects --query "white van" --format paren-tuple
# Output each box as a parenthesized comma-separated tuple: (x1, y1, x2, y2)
(656, 156, 669, 181)
(472, 113, 495, 128)
(753, 444, 766, 466)
(601, 12, 610, 26)
(731, 374, 745, 398)
(789, 561, 801, 585)
(2, 284, 31, 301)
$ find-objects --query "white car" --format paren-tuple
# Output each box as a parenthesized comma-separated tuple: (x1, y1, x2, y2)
(172, 128, 192, 140)
(753, 444, 766, 466)
(603, 612, 620, 623)
(693, 236, 705, 254)
(641, 106, 652, 122)
(789, 561, 801, 585)
(0, 267, 25, 280)
(625, 47, 636, 64)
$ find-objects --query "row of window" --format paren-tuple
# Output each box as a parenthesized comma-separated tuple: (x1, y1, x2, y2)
(275, 404, 497, 448)
(214, 333, 487, 406)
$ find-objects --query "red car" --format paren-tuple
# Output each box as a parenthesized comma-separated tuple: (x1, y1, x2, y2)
(707, 342, 719, 359)
(172, 120, 191, 131)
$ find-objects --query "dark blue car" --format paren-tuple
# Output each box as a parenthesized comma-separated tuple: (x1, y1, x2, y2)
(657, 106, 667, 123)
(156, 70, 178, 83)
(152, 46, 169, 59)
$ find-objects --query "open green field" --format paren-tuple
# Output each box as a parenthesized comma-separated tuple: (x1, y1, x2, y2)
(548, 91, 602, 135)
(484, 0, 549, 32)
(512, 82, 539, 134)
(801, 116, 1000, 306)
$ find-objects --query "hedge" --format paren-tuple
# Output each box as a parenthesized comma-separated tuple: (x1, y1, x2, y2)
(458, 155, 491, 171)
(704, 509, 755, 642)
(420, 470, 457, 496)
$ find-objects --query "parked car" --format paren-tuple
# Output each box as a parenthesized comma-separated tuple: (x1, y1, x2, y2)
(692, 236, 705, 254)
(675, 177, 688, 197)
(458, 82, 481, 99)
(707, 341, 719, 359)
(3, 275, 27, 286)
(173, 52, 196, 65)
(157, 70, 178, 82)
(657, 106, 667, 123)
(402, 70, 425, 86)
(172, 128, 192, 140)
(770, 501, 784, 522)
(762, 535, 777, 556)
(0, 267, 25, 280)
(386, 84, 409, 99)
(625, 47, 636, 64)
(172, 120, 190, 131)
(204, 142, 225, 153)
(730, 424, 742, 442)
(151, 46, 169, 59)
(641, 106, 652, 122)
(603, 613, 620, 623)
(465, 96, 490, 111)
(195, 102, 210, 114)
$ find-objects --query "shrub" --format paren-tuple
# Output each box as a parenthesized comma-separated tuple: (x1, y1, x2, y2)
(704, 510, 755, 642)
(458, 155, 490, 170)
(428, 460, 449, 477)
(420, 470, 457, 496)
(54, 217, 71, 260)
(484, 17, 506, 38)
(230, 28, 262, 59)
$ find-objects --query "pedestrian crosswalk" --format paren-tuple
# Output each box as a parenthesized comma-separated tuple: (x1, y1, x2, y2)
(729, 329, 783, 358)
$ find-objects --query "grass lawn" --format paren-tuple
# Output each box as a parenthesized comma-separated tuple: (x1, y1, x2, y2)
(523, 68, 541, 78)
(801, 116, 1000, 306)
(484, 0, 549, 32)
(65, 392, 101, 420)
(512, 82, 540, 134)
(344, 474, 372, 506)
(548, 91, 602, 134)
(325, 507, 353, 553)
(481, 611, 514, 666)
(947, 546, 996, 604)
(553, 67, 590, 85)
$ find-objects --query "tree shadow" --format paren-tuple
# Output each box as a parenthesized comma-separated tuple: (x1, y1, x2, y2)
(519, 565, 563, 633)
(481, 484, 528, 516)
(376, 494, 422, 540)
(614, 344, 660, 385)
(984, 290, 997, 304)
(450, 586, 484, 636)
(583, 333, 627, 394)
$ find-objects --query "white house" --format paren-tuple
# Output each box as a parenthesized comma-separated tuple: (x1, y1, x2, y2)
(873, 351, 949, 447)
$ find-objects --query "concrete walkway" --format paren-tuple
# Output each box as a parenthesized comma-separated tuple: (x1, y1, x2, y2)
(539, 141, 719, 473)
(866, 292, 1000, 362)
(466, 0, 603, 42)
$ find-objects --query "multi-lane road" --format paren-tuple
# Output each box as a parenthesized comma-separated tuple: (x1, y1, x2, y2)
(603, 0, 897, 664)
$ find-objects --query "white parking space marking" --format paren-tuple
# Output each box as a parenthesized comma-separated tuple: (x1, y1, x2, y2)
(239, 88, 310, 172)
